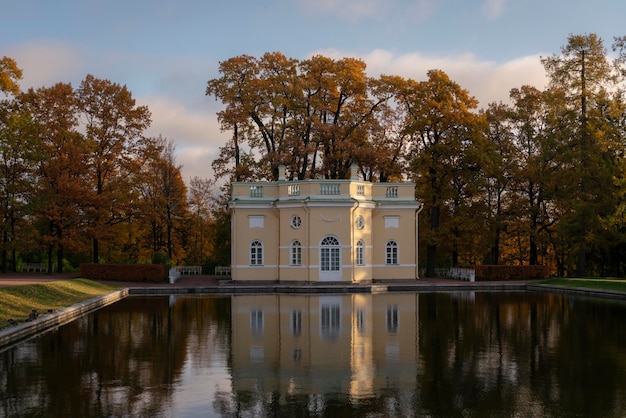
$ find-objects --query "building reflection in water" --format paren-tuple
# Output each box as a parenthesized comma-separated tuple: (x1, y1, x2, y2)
(231, 293, 419, 401)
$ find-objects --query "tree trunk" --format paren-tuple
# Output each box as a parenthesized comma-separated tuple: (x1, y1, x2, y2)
(426, 204, 440, 277)
(93, 238, 99, 264)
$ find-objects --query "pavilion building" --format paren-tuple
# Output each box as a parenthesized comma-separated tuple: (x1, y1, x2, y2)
(229, 164, 422, 282)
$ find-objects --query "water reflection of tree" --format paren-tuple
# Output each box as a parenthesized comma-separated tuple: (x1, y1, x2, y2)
(6, 293, 626, 416)
(416, 292, 626, 417)
(530, 296, 626, 417)
(1, 295, 232, 416)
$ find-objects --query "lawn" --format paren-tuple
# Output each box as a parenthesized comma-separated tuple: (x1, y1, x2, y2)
(540, 277, 626, 292)
(0, 279, 119, 330)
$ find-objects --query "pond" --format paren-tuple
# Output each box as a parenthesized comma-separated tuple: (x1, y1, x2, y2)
(2, 291, 626, 417)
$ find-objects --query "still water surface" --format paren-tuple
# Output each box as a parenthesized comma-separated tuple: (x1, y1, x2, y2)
(2, 291, 626, 417)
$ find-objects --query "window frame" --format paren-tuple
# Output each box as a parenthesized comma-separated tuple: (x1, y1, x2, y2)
(356, 239, 365, 266)
(250, 240, 264, 265)
(290, 240, 302, 266)
(385, 240, 398, 265)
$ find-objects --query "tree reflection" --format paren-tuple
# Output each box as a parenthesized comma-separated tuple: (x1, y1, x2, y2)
(4, 292, 626, 416)
(0, 296, 232, 416)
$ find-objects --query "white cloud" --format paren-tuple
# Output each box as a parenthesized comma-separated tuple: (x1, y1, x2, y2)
(481, 0, 506, 20)
(315, 48, 548, 106)
(142, 95, 226, 181)
(6, 41, 87, 89)
(4, 41, 224, 181)
(5, 39, 550, 184)
(296, 0, 437, 22)
(297, 0, 386, 19)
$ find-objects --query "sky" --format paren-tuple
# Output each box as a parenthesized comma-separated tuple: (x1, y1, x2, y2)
(3, 0, 626, 182)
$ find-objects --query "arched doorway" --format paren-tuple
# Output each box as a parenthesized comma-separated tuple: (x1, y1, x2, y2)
(320, 235, 341, 281)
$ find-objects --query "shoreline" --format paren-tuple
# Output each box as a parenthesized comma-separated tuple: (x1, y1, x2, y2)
(2, 273, 626, 352)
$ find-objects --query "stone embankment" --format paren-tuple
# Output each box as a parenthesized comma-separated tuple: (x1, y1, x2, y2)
(0, 288, 128, 351)
(3, 274, 626, 352)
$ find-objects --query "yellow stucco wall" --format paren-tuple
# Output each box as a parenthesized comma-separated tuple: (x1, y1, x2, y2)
(230, 174, 421, 282)
(230, 293, 419, 396)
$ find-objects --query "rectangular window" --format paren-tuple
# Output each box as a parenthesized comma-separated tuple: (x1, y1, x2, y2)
(356, 308, 365, 334)
(250, 241, 263, 265)
(250, 309, 264, 336)
(321, 248, 340, 271)
(386, 241, 398, 265)
(356, 242, 364, 266)
(386, 304, 398, 333)
(291, 245, 302, 265)
(320, 303, 341, 340)
(291, 310, 302, 337)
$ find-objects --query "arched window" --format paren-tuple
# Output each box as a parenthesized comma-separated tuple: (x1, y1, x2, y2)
(386, 240, 398, 265)
(290, 240, 302, 266)
(250, 240, 263, 265)
(320, 236, 340, 272)
(356, 240, 365, 266)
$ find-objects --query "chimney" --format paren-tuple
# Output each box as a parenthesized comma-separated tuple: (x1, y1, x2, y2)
(278, 165, 286, 181)
(350, 163, 359, 180)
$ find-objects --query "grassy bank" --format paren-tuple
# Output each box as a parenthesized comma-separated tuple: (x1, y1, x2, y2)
(540, 277, 626, 292)
(0, 279, 119, 330)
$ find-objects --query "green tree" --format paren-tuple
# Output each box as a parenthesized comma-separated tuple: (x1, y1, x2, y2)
(541, 33, 623, 276)
(402, 69, 481, 276)
(186, 176, 216, 267)
(0, 100, 40, 272)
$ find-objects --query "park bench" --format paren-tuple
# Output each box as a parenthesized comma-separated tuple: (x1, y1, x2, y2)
(214, 266, 231, 276)
(446, 267, 475, 282)
(21, 263, 52, 273)
(177, 265, 202, 275)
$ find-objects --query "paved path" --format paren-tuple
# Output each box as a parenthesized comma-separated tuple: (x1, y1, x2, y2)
(0, 273, 223, 288)
(0, 272, 534, 289)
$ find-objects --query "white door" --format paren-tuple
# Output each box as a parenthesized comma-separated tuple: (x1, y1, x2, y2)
(319, 236, 341, 281)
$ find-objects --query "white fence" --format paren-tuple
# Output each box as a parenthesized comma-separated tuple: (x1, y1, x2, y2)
(21, 263, 52, 273)
(446, 267, 475, 282)
(214, 266, 231, 276)
(177, 265, 202, 275)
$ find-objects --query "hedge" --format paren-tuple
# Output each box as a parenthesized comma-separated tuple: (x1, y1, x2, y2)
(461, 265, 550, 281)
(80, 263, 168, 283)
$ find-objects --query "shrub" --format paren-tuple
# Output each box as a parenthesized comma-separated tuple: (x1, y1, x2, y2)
(79, 263, 168, 283)
(461, 265, 549, 281)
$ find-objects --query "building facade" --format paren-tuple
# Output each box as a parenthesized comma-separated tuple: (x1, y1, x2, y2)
(229, 165, 422, 282)
(230, 293, 420, 400)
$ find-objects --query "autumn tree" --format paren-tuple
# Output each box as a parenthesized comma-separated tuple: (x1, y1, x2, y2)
(77, 74, 151, 263)
(19, 83, 91, 273)
(402, 70, 481, 276)
(0, 56, 22, 96)
(300, 55, 387, 179)
(207, 53, 298, 181)
(541, 33, 623, 276)
(207, 52, 391, 181)
(0, 100, 40, 272)
(357, 75, 412, 182)
(186, 176, 216, 267)
(135, 137, 189, 263)
(482, 103, 516, 264)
